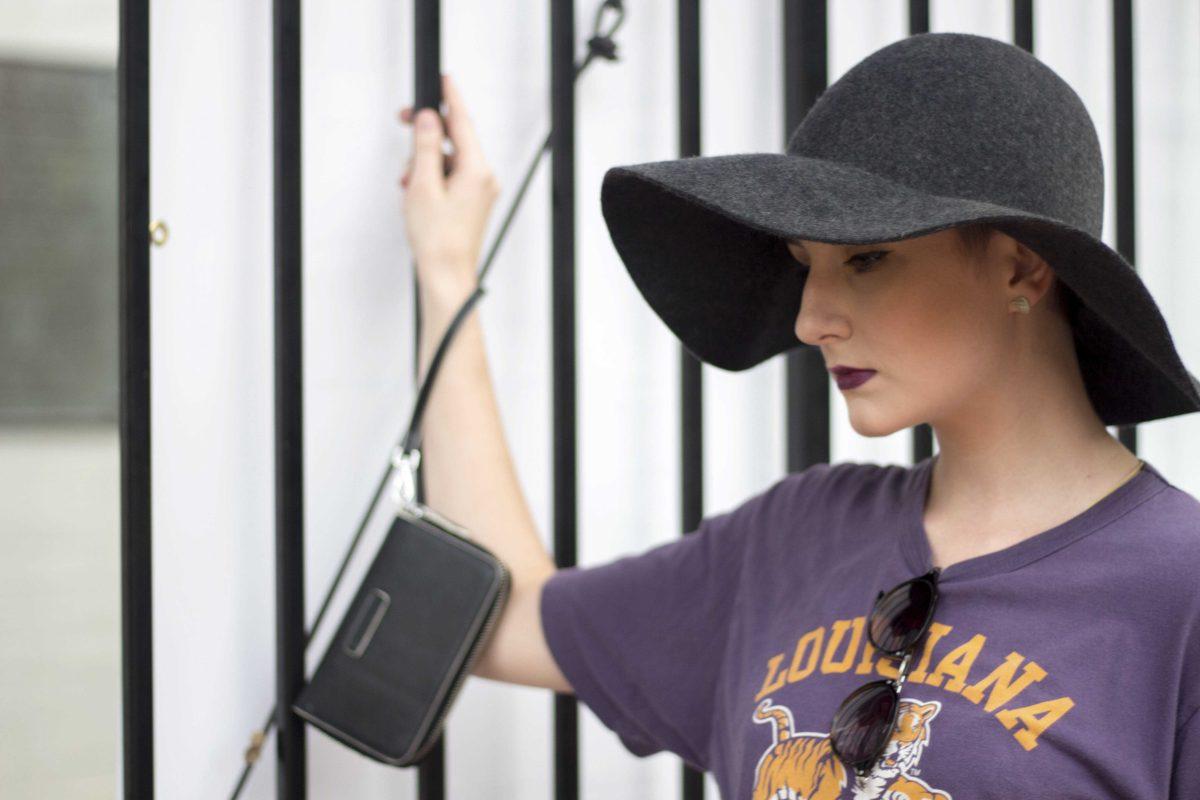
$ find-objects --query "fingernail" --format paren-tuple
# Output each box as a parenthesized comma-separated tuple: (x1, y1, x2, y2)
(418, 109, 436, 128)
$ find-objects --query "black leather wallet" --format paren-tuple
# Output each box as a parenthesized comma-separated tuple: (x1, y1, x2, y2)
(293, 501, 511, 766)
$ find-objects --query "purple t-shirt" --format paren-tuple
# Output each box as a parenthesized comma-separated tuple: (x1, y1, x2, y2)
(539, 456, 1200, 799)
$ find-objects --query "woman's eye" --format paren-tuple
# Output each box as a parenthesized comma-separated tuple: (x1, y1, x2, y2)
(848, 250, 888, 272)
(791, 249, 888, 273)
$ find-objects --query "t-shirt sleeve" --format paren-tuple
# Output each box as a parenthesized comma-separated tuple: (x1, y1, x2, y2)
(1172, 706, 1200, 800)
(538, 469, 814, 772)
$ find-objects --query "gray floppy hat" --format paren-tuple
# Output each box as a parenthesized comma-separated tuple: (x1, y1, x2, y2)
(599, 31, 1200, 427)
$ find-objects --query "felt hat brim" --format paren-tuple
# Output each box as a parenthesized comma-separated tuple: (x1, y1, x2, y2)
(600, 152, 1200, 427)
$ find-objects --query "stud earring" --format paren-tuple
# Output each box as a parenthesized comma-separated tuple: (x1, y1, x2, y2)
(1010, 296, 1031, 314)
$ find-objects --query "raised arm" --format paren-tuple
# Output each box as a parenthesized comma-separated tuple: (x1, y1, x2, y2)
(398, 75, 571, 695)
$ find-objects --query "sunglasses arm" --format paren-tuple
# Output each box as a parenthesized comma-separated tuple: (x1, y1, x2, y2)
(891, 650, 915, 692)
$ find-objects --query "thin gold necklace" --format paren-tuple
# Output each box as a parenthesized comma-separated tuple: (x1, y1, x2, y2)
(928, 455, 1145, 513)
(1081, 457, 1145, 513)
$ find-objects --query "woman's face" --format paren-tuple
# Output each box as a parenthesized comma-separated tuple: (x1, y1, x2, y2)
(787, 227, 1025, 438)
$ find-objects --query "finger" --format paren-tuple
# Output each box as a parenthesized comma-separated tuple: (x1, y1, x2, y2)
(398, 149, 449, 186)
(399, 161, 425, 188)
(397, 106, 413, 123)
(409, 107, 446, 189)
(439, 74, 486, 172)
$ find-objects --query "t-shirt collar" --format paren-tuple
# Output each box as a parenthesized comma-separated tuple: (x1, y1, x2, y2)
(899, 453, 1167, 583)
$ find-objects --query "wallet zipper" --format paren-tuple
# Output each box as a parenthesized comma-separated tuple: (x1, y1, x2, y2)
(402, 503, 513, 764)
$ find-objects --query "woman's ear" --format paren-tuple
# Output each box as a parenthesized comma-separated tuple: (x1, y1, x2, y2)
(1002, 234, 1055, 309)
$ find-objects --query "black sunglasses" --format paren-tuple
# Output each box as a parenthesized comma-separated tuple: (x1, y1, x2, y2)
(828, 567, 942, 777)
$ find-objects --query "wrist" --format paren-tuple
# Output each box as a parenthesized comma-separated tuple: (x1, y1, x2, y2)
(417, 282, 481, 374)
(418, 270, 477, 312)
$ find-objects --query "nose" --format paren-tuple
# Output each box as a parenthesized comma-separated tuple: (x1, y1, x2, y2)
(793, 271, 851, 347)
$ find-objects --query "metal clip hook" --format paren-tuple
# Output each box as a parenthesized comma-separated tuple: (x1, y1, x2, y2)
(390, 446, 422, 509)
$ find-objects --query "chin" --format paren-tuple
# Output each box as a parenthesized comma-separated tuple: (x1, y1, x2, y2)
(847, 405, 909, 438)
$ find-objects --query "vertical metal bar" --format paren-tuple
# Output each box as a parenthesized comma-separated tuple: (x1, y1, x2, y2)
(677, 0, 704, 798)
(908, 0, 929, 35)
(273, 0, 306, 795)
(118, 0, 153, 795)
(907, 2, 934, 464)
(413, 0, 447, 795)
(1112, 0, 1138, 452)
(550, 0, 579, 798)
(784, 0, 831, 473)
(1013, 0, 1034, 53)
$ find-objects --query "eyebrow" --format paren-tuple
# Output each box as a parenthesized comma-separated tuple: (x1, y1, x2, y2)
(789, 240, 890, 253)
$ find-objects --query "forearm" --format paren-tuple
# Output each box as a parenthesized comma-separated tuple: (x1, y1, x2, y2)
(414, 274, 556, 583)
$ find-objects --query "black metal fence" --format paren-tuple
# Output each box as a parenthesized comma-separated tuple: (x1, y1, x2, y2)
(118, 0, 152, 795)
(118, 1, 1143, 797)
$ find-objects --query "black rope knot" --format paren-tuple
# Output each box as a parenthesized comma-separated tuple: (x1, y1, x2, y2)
(587, 0, 624, 62)
(586, 34, 618, 61)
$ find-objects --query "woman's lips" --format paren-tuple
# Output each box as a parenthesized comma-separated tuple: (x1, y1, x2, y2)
(833, 369, 876, 390)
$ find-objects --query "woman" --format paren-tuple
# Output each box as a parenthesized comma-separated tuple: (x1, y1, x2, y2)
(397, 33, 1199, 800)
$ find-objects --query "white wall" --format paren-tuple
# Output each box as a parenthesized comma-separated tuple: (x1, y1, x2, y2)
(0, 0, 116, 66)
(53, 0, 1198, 796)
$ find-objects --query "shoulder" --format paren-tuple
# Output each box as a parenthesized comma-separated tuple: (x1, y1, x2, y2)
(700, 459, 916, 552)
(783, 457, 912, 510)
(1131, 471, 1200, 729)
(738, 458, 910, 548)
(1142, 474, 1200, 537)
(1121, 467, 1200, 570)
(731, 459, 885, 526)
(781, 457, 895, 491)
(1092, 467, 1200, 658)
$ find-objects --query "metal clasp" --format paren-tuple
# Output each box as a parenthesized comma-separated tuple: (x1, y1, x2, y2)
(390, 446, 422, 510)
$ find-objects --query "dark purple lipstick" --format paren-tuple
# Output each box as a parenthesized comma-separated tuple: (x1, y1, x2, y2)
(829, 365, 877, 390)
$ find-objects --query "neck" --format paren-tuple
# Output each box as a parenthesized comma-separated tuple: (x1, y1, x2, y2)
(926, 382, 1138, 539)
(927, 301, 1141, 517)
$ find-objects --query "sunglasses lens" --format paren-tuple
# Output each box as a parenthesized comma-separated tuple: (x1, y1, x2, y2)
(870, 576, 935, 653)
(830, 681, 897, 766)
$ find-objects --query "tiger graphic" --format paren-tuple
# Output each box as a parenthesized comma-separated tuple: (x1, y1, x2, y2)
(751, 697, 952, 800)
